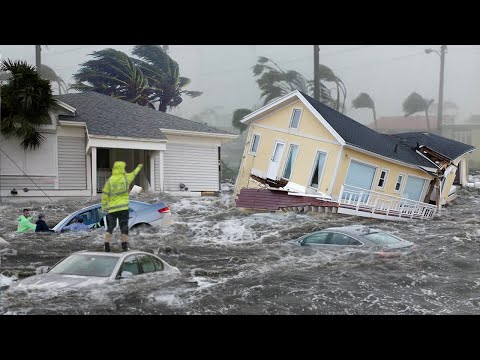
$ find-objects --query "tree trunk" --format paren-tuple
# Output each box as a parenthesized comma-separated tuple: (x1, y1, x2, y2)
(425, 109, 431, 132)
(372, 106, 378, 131)
(158, 102, 168, 112)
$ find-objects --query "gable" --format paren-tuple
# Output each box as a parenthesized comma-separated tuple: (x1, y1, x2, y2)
(253, 100, 339, 143)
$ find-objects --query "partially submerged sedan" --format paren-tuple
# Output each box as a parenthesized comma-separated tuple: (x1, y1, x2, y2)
(288, 225, 415, 257)
(14, 251, 180, 289)
(53, 200, 172, 233)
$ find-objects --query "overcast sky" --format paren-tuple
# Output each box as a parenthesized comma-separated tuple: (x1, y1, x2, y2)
(1, 45, 479, 125)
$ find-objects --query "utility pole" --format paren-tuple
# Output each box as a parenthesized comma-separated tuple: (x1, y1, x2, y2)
(313, 45, 320, 101)
(438, 45, 447, 135)
(35, 45, 41, 70)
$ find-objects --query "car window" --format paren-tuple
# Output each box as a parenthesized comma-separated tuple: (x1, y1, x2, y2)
(67, 209, 97, 226)
(50, 254, 118, 277)
(121, 255, 140, 275)
(364, 232, 403, 245)
(348, 238, 363, 246)
(138, 255, 156, 274)
(151, 256, 164, 271)
(303, 232, 329, 245)
(328, 233, 353, 246)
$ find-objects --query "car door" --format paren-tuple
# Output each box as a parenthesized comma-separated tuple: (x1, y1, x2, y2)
(118, 255, 141, 278)
(301, 231, 331, 246)
(128, 207, 137, 227)
(326, 232, 363, 247)
(61, 208, 98, 231)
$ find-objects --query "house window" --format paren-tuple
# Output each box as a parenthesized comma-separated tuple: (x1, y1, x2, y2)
(289, 109, 302, 129)
(250, 134, 260, 155)
(394, 174, 404, 192)
(309, 151, 327, 189)
(282, 144, 299, 180)
(377, 169, 388, 189)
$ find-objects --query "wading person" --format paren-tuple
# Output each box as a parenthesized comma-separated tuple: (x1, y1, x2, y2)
(17, 208, 36, 233)
(102, 161, 143, 252)
(35, 213, 54, 233)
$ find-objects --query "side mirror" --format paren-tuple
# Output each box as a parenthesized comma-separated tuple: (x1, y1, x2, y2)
(35, 266, 50, 274)
(298, 238, 305, 246)
(119, 271, 133, 279)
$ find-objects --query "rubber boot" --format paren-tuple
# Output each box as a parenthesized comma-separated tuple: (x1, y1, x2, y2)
(105, 233, 112, 252)
(121, 234, 129, 252)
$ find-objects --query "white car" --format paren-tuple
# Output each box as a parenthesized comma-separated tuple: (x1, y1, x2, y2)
(14, 251, 180, 289)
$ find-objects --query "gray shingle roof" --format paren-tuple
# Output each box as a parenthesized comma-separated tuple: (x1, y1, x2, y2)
(299, 92, 440, 168)
(395, 132, 475, 160)
(55, 92, 233, 140)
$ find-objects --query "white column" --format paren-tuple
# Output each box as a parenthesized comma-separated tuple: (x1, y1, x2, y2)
(159, 150, 164, 192)
(86, 152, 92, 192)
(149, 153, 155, 192)
(91, 147, 97, 196)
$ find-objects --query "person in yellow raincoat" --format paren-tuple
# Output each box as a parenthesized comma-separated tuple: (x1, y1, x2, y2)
(101, 161, 143, 252)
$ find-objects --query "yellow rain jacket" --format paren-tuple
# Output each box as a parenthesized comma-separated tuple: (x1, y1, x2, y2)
(102, 161, 143, 213)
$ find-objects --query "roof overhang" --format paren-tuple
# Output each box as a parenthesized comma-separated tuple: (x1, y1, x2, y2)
(86, 134, 167, 152)
(159, 128, 238, 145)
(240, 90, 346, 146)
(345, 143, 435, 174)
(58, 120, 86, 127)
(55, 100, 76, 115)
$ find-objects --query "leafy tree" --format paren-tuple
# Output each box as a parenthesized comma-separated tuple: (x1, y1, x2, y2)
(403, 92, 434, 131)
(0, 59, 56, 150)
(352, 92, 376, 130)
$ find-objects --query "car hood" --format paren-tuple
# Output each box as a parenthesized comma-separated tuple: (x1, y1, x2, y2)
(15, 273, 109, 289)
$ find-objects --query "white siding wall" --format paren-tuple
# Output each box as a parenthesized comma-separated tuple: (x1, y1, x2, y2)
(163, 143, 219, 192)
(57, 136, 87, 189)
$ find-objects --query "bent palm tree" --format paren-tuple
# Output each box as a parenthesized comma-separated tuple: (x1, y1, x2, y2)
(131, 45, 202, 112)
(352, 93, 377, 130)
(39, 64, 67, 94)
(0, 59, 56, 150)
(232, 108, 252, 134)
(402, 92, 434, 131)
(71, 48, 150, 106)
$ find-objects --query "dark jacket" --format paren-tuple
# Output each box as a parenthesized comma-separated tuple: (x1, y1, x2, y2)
(35, 220, 53, 233)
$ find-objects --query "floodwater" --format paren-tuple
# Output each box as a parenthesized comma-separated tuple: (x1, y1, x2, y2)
(1, 177, 480, 315)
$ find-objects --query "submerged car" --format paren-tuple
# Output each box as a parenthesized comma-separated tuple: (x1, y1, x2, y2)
(14, 250, 180, 289)
(53, 200, 172, 233)
(288, 225, 415, 257)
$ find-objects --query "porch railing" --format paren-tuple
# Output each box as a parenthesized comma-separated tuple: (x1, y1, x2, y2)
(338, 184, 437, 220)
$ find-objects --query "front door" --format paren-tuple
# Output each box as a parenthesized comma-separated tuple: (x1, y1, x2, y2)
(266, 141, 286, 180)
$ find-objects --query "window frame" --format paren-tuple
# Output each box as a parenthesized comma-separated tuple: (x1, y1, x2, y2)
(377, 168, 389, 190)
(289, 108, 302, 130)
(249, 133, 261, 156)
(308, 149, 328, 191)
(394, 173, 405, 193)
(137, 254, 157, 274)
(118, 255, 141, 278)
(282, 143, 300, 180)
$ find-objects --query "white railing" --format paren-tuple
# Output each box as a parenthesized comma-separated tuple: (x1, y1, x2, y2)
(97, 169, 111, 192)
(338, 184, 437, 220)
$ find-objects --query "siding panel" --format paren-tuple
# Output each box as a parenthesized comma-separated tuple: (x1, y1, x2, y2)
(0, 176, 55, 190)
(57, 136, 86, 189)
(163, 144, 219, 192)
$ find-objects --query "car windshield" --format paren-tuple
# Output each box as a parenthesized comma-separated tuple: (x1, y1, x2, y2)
(363, 232, 403, 245)
(49, 254, 119, 277)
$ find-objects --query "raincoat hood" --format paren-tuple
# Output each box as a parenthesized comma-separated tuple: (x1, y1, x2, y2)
(112, 161, 126, 175)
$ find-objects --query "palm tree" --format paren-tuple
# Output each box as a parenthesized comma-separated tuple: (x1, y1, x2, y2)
(232, 108, 252, 134)
(252, 56, 346, 111)
(131, 45, 202, 112)
(402, 92, 434, 132)
(0, 59, 56, 150)
(39, 64, 67, 94)
(352, 93, 377, 130)
(71, 48, 151, 106)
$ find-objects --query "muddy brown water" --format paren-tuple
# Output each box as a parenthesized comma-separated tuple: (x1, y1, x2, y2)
(1, 181, 480, 315)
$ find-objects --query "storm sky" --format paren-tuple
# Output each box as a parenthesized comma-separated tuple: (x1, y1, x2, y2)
(1, 45, 479, 125)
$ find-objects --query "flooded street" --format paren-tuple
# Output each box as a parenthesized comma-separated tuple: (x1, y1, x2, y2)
(1, 180, 480, 315)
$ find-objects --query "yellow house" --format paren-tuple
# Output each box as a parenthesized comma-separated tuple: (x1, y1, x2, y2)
(234, 91, 475, 221)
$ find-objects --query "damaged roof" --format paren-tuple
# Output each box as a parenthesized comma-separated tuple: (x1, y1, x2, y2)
(395, 132, 475, 160)
(299, 92, 436, 168)
(55, 92, 233, 140)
